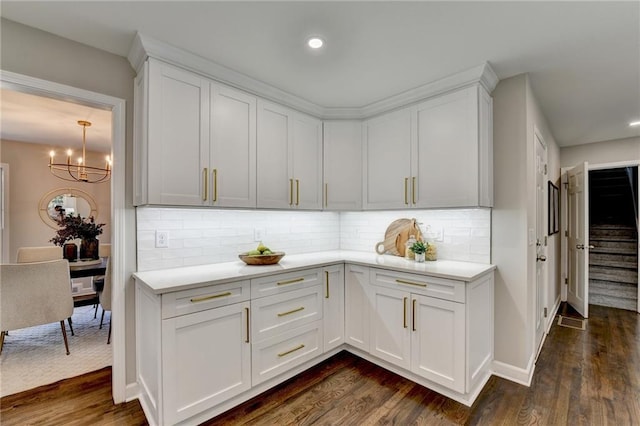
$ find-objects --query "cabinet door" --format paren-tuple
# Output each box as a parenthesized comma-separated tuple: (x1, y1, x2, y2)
(363, 108, 412, 209)
(148, 59, 210, 205)
(292, 113, 323, 210)
(210, 84, 256, 208)
(413, 87, 479, 208)
(411, 294, 465, 393)
(162, 301, 250, 425)
(323, 121, 362, 210)
(370, 285, 411, 369)
(344, 264, 370, 352)
(323, 264, 345, 352)
(257, 100, 293, 208)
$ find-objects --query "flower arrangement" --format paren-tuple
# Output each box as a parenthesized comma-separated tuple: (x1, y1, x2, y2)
(410, 240, 428, 255)
(50, 213, 105, 246)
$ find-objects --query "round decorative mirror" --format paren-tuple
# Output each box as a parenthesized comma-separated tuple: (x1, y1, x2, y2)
(39, 188, 98, 229)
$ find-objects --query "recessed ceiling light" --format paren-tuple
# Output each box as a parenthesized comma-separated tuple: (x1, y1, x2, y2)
(630, 120, 640, 127)
(307, 37, 324, 49)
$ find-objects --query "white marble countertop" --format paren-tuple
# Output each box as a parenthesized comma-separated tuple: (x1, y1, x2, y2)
(133, 251, 495, 295)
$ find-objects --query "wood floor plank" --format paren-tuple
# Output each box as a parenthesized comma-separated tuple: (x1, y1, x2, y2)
(1, 304, 638, 425)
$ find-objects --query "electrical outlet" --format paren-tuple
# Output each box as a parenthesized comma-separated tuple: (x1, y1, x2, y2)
(155, 231, 169, 248)
(254, 228, 265, 242)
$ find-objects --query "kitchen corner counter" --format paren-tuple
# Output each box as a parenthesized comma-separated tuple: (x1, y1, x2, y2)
(133, 251, 495, 294)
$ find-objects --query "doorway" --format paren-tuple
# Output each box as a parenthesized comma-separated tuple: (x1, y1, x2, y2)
(588, 166, 638, 311)
(0, 71, 127, 402)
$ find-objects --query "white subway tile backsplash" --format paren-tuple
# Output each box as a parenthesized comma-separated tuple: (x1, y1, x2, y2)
(136, 207, 490, 271)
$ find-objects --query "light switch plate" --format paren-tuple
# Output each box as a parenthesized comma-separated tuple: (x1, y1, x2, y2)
(254, 228, 265, 242)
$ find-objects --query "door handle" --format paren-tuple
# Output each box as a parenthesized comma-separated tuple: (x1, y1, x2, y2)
(576, 244, 596, 250)
(537, 255, 547, 262)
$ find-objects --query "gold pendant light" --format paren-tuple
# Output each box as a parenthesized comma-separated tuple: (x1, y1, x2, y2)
(48, 120, 111, 183)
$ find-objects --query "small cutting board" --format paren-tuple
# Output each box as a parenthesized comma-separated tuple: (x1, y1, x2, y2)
(375, 218, 423, 257)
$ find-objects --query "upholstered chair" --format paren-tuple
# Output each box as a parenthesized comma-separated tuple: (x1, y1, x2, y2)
(0, 260, 74, 355)
(98, 257, 112, 344)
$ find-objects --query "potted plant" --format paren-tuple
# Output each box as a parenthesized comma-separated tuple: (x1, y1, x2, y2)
(410, 240, 428, 263)
(50, 213, 105, 260)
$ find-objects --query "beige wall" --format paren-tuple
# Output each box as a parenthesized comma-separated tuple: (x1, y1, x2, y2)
(492, 73, 562, 374)
(561, 136, 640, 168)
(0, 140, 111, 262)
(1, 18, 138, 385)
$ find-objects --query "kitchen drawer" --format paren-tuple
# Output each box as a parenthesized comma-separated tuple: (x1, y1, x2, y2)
(162, 280, 250, 319)
(251, 286, 322, 342)
(251, 321, 322, 385)
(370, 268, 465, 303)
(251, 268, 322, 298)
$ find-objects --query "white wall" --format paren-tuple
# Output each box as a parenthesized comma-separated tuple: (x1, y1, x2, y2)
(561, 136, 640, 168)
(1, 18, 138, 384)
(0, 139, 111, 262)
(137, 207, 491, 271)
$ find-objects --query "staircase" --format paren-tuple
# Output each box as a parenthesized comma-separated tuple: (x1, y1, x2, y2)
(589, 225, 638, 311)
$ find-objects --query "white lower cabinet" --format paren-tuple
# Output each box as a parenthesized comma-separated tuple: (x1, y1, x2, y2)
(135, 263, 493, 425)
(323, 264, 345, 352)
(345, 264, 370, 352)
(161, 301, 251, 425)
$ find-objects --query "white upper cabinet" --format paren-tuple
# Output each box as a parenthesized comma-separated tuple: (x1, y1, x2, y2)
(323, 121, 362, 210)
(135, 58, 257, 207)
(144, 59, 210, 206)
(363, 108, 413, 209)
(362, 85, 493, 210)
(257, 100, 322, 210)
(413, 86, 492, 208)
(210, 85, 257, 208)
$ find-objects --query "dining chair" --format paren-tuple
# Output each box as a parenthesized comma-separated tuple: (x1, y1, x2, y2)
(0, 260, 74, 355)
(92, 243, 111, 319)
(98, 257, 112, 344)
(16, 246, 76, 335)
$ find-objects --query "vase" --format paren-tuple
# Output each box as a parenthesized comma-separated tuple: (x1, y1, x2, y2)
(80, 238, 99, 260)
(415, 253, 425, 263)
(63, 242, 78, 261)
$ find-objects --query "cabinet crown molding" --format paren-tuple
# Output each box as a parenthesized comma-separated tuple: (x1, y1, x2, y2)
(128, 32, 498, 121)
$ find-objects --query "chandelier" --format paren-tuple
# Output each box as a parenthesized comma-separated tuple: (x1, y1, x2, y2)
(48, 120, 111, 183)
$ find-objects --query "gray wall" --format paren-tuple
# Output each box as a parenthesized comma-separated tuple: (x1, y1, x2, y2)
(561, 136, 640, 168)
(1, 18, 138, 385)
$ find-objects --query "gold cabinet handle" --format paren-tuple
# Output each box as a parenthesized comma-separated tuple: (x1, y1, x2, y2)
(245, 307, 250, 343)
(396, 279, 427, 288)
(325, 270, 329, 299)
(278, 344, 305, 357)
(403, 297, 408, 328)
(202, 168, 208, 201)
(325, 183, 328, 208)
(412, 176, 416, 205)
(277, 306, 305, 317)
(212, 168, 218, 202)
(412, 299, 417, 331)
(289, 178, 294, 205)
(190, 291, 231, 303)
(404, 177, 409, 205)
(277, 277, 304, 286)
(296, 179, 300, 206)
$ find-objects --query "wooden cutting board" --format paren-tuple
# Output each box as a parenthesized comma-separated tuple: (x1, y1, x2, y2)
(375, 218, 423, 256)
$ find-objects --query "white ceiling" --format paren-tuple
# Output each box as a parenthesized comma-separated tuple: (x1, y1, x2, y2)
(1, 1, 639, 147)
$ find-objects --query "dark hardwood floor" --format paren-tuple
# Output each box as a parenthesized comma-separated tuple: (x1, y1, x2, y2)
(1, 304, 638, 425)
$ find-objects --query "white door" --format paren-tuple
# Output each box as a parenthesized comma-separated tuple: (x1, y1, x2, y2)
(210, 84, 256, 208)
(344, 264, 370, 352)
(534, 133, 547, 353)
(292, 113, 323, 210)
(567, 162, 590, 318)
(323, 121, 362, 210)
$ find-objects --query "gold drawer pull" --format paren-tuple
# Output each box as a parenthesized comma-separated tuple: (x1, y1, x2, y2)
(277, 306, 305, 317)
(212, 168, 218, 202)
(202, 168, 208, 201)
(289, 178, 294, 205)
(404, 177, 409, 205)
(396, 279, 427, 288)
(245, 307, 250, 343)
(325, 270, 329, 299)
(412, 299, 417, 331)
(277, 277, 304, 286)
(296, 179, 300, 206)
(412, 176, 416, 204)
(190, 291, 232, 303)
(403, 297, 408, 328)
(278, 344, 305, 357)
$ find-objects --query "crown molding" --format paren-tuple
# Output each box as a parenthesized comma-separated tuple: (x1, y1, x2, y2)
(128, 32, 499, 121)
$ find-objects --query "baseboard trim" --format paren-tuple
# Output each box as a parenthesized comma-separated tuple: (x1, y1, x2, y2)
(547, 296, 562, 334)
(492, 353, 536, 387)
(125, 381, 140, 403)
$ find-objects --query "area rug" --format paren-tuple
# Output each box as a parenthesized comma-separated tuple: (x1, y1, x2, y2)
(0, 305, 112, 397)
